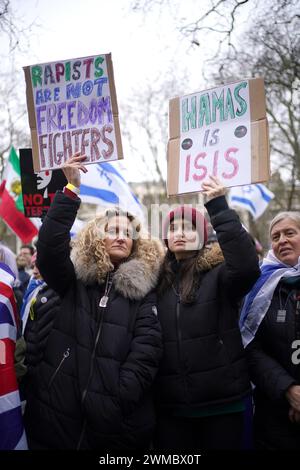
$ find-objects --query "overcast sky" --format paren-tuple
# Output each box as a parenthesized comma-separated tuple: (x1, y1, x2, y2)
(8, 0, 207, 97)
(4, 0, 250, 182)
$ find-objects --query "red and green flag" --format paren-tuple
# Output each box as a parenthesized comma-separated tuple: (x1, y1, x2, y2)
(0, 147, 38, 243)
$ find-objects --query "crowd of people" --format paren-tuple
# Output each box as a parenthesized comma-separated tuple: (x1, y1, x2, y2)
(0, 154, 300, 452)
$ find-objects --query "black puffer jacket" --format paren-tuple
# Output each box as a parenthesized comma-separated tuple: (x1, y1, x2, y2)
(156, 196, 260, 410)
(24, 284, 60, 369)
(24, 191, 164, 450)
(246, 279, 300, 449)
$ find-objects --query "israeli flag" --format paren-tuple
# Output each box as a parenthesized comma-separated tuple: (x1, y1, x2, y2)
(80, 162, 145, 221)
(31, 215, 83, 238)
(228, 183, 274, 220)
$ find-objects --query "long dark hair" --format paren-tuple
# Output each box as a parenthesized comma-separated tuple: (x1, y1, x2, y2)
(158, 249, 203, 303)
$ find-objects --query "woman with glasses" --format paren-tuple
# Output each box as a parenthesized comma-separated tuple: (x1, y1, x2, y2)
(241, 211, 300, 449)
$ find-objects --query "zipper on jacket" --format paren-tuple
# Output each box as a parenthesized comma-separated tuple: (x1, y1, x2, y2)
(175, 297, 189, 401)
(77, 308, 105, 450)
(80, 315, 104, 405)
(176, 299, 183, 365)
(48, 348, 70, 389)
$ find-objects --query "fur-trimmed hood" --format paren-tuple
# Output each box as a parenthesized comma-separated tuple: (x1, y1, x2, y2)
(71, 238, 165, 301)
(196, 242, 224, 272)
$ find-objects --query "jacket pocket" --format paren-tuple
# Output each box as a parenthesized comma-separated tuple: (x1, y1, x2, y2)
(48, 347, 70, 389)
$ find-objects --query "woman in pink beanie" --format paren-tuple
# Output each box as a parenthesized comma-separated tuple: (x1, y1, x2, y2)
(155, 175, 260, 451)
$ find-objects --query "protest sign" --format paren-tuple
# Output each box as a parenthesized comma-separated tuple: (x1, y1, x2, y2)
(23, 53, 123, 172)
(20, 148, 67, 217)
(167, 78, 269, 196)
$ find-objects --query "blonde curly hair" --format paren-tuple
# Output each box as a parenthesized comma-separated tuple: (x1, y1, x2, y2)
(70, 207, 144, 284)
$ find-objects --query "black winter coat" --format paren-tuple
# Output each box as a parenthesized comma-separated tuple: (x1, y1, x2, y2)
(24, 192, 163, 450)
(24, 284, 60, 369)
(246, 279, 300, 449)
(156, 196, 260, 411)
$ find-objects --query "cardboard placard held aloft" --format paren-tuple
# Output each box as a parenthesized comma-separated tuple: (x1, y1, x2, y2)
(23, 53, 123, 172)
(167, 78, 270, 196)
(19, 148, 67, 218)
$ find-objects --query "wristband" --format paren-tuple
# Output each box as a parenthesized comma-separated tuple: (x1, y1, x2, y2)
(65, 183, 80, 195)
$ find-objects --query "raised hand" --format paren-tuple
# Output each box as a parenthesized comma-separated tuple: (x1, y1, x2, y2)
(62, 153, 88, 188)
(201, 176, 226, 202)
(288, 406, 300, 424)
(286, 385, 300, 412)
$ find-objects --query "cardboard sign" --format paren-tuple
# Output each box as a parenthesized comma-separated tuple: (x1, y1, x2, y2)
(23, 53, 123, 172)
(20, 148, 67, 218)
(167, 78, 269, 196)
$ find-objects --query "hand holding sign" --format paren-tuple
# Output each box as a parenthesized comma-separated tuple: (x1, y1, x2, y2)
(201, 175, 226, 202)
(23, 53, 123, 172)
(167, 78, 269, 196)
(62, 153, 88, 187)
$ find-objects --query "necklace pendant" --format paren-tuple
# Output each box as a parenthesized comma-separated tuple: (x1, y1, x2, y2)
(99, 295, 108, 308)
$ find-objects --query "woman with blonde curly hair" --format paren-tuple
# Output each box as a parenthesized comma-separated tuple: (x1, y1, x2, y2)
(23, 154, 164, 451)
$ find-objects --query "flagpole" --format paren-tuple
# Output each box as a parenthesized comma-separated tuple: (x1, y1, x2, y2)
(248, 210, 260, 242)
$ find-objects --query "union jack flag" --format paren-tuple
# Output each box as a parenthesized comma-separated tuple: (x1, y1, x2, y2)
(0, 262, 27, 450)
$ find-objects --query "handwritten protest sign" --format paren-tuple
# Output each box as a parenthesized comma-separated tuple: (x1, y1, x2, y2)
(20, 148, 67, 218)
(23, 53, 123, 172)
(167, 78, 269, 196)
